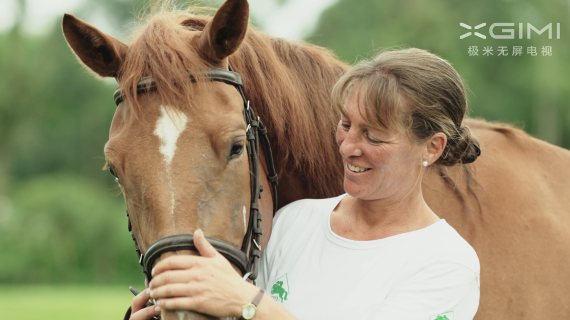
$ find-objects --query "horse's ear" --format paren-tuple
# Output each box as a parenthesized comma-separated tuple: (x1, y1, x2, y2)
(62, 13, 127, 78)
(198, 0, 249, 63)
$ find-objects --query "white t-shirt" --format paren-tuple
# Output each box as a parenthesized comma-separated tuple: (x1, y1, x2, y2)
(257, 194, 480, 320)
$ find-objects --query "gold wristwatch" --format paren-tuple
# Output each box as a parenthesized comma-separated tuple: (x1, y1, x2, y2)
(241, 288, 265, 320)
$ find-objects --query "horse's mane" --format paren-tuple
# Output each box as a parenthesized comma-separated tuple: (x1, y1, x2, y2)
(119, 8, 349, 198)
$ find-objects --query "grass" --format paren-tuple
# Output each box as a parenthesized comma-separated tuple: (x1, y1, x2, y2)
(1, 284, 136, 320)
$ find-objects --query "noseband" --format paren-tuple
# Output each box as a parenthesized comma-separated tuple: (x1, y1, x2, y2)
(113, 62, 278, 284)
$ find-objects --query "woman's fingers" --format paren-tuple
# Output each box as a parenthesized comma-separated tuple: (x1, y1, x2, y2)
(131, 288, 152, 314)
(151, 255, 200, 278)
(131, 287, 162, 320)
(150, 269, 196, 289)
(130, 305, 161, 320)
(151, 229, 220, 278)
(150, 283, 196, 299)
(156, 296, 201, 312)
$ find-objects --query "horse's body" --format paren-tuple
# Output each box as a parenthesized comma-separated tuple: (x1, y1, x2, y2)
(62, 0, 570, 319)
(424, 119, 570, 319)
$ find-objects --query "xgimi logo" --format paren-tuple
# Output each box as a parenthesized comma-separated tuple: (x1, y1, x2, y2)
(460, 23, 561, 39)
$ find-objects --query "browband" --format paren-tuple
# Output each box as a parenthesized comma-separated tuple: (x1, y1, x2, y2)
(113, 68, 243, 106)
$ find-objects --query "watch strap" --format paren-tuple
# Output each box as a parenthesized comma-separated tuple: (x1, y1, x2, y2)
(252, 288, 265, 307)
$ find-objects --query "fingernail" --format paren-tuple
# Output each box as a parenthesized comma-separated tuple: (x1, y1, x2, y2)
(196, 228, 203, 236)
(154, 305, 161, 313)
(151, 268, 155, 276)
(149, 290, 154, 298)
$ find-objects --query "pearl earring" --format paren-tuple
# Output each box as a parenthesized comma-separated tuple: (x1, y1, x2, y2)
(422, 161, 428, 167)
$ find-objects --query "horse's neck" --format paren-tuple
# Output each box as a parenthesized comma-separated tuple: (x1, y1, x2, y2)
(236, 37, 348, 209)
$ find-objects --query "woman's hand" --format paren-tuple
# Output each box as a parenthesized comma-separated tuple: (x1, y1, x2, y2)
(130, 281, 161, 320)
(149, 229, 258, 318)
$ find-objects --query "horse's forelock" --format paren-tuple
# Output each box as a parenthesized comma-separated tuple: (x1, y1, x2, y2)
(119, 13, 212, 120)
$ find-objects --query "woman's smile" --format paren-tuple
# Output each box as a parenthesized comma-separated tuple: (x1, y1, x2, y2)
(346, 162, 372, 173)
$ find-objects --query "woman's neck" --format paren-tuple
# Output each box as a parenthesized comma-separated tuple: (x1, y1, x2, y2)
(331, 189, 440, 241)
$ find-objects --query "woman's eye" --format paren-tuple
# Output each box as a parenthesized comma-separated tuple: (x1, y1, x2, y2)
(341, 122, 350, 129)
(366, 135, 383, 144)
(230, 142, 245, 158)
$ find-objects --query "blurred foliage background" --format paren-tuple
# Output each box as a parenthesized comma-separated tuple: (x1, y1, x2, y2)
(311, 0, 570, 146)
(0, 0, 568, 300)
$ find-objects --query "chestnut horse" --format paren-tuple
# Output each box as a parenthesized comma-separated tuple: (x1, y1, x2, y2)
(62, 0, 570, 319)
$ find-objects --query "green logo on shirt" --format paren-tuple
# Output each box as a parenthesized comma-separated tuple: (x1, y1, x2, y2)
(430, 311, 454, 320)
(270, 274, 290, 303)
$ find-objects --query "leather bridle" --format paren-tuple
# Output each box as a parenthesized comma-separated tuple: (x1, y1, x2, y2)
(113, 61, 278, 284)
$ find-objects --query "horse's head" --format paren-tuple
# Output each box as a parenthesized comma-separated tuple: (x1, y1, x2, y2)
(63, 1, 273, 318)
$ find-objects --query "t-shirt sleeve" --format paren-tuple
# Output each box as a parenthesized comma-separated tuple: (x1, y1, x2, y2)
(370, 263, 480, 320)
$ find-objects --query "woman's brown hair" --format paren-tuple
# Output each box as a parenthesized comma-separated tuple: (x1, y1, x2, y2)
(332, 48, 481, 166)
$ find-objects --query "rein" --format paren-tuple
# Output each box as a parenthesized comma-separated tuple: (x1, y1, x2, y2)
(113, 62, 278, 284)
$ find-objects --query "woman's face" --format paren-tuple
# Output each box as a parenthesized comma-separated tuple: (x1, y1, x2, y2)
(336, 89, 424, 202)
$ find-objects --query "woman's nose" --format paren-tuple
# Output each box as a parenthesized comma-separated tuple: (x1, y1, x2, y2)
(338, 129, 363, 157)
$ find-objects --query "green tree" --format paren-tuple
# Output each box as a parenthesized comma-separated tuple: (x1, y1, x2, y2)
(0, 0, 152, 283)
(0, 173, 142, 284)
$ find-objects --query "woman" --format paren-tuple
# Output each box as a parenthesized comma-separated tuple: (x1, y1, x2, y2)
(132, 48, 481, 320)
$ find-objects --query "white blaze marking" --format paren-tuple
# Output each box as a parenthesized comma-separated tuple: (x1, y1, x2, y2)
(153, 105, 189, 219)
(243, 206, 247, 234)
(154, 105, 188, 165)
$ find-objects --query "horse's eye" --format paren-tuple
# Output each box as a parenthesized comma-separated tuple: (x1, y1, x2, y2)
(109, 167, 118, 178)
(230, 142, 245, 158)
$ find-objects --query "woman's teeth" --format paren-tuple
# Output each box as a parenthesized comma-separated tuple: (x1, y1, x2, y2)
(348, 164, 370, 172)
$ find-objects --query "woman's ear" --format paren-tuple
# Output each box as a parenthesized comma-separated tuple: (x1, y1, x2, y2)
(62, 13, 128, 78)
(424, 132, 447, 164)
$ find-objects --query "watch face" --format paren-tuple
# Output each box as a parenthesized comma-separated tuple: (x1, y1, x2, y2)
(242, 304, 256, 319)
